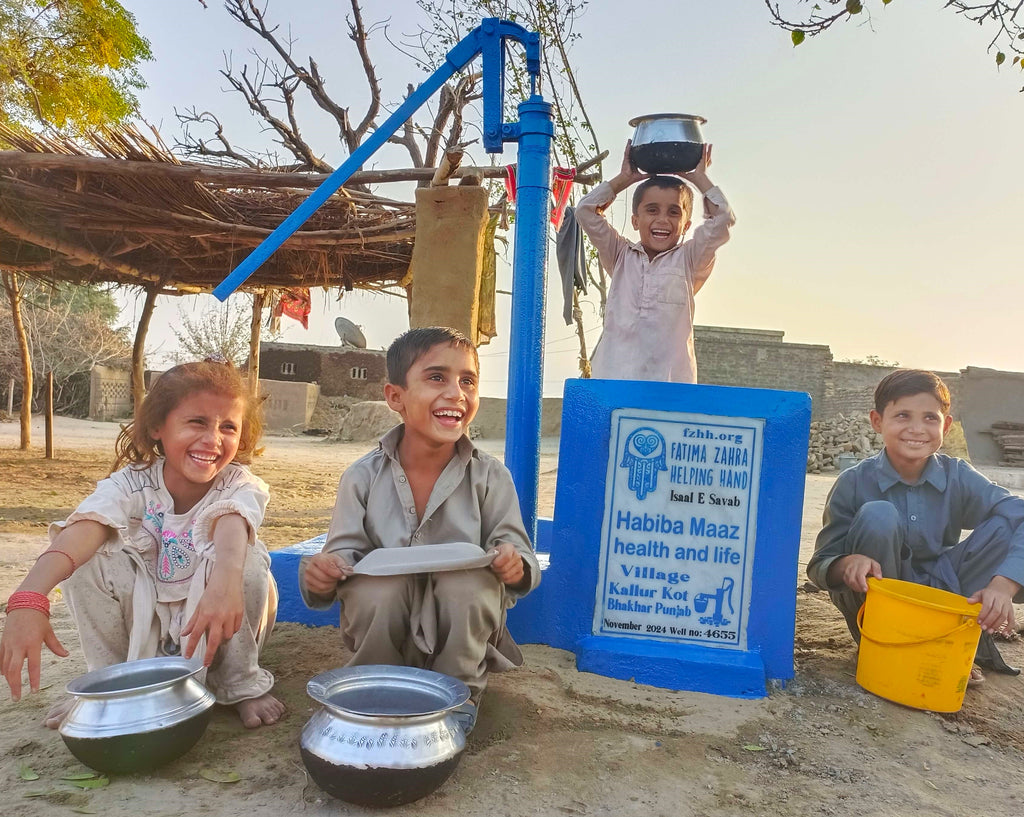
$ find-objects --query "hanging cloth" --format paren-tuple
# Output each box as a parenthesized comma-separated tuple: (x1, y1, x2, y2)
(504, 165, 517, 203)
(555, 205, 588, 325)
(550, 166, 576, 230)
(274, 288, 311, 329)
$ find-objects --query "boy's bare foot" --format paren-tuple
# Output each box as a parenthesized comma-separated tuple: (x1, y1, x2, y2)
(44, 697, 75, 729)
(234, 693, 285, 728)
(968, 666, 985, 687)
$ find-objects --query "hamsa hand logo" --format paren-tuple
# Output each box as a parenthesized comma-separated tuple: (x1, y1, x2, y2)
(620, 427, 667, 501)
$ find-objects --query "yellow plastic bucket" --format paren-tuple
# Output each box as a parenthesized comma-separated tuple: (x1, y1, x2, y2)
(856, 577, 982, 712)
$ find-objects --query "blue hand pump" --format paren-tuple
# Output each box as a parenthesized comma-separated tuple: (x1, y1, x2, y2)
(212, 19, 553, 541)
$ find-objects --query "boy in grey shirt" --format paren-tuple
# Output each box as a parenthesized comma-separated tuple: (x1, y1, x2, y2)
(808, 369, 1024, 680)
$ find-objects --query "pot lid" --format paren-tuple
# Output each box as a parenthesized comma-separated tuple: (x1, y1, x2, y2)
(629, 112, 707, 127)
(307, 665, 471, 717)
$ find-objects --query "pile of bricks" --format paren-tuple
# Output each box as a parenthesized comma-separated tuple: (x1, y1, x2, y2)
(806, 413, 884, 473)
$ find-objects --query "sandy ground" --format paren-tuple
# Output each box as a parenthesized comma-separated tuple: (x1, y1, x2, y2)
(2, 416, 1023, 817)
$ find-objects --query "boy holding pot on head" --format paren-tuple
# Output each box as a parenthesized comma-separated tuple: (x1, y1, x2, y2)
(807, 369, 1024, 682)
(576, 140, 735, 382)
(298, 327, 539, 717)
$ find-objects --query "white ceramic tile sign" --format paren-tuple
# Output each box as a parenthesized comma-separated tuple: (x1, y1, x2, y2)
(593, 408, 764, 650)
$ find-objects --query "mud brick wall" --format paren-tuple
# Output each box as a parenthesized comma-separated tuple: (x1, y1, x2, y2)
(826, 362, 961, 420)
(694, 327, 961, 421)
(694, 326, 833, 419)
(259, 342, 386, 401)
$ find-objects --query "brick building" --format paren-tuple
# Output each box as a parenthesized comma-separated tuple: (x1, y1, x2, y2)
(259, 342, 386, 401)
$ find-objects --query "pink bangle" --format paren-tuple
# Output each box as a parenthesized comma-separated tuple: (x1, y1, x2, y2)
(37, 548, 77, 577)
(6, 591, 51, 617)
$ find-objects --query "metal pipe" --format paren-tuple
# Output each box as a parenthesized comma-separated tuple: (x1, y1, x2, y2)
(504, 96, 553, 541)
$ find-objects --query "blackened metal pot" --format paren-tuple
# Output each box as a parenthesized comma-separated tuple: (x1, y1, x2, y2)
(59, 656, 215, 773)
(300, 665, 474, 807)
(629, 113, 707, 174)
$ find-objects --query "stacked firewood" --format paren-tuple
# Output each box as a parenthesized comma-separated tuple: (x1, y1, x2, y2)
(986, 422, 1024, 466)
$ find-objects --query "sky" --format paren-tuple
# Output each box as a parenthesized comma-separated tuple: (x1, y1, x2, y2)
(117, 1, 1024, 396)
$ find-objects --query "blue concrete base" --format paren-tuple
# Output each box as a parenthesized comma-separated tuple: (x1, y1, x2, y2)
(270, 535, 339, 627)
(575, 635, 767, 698)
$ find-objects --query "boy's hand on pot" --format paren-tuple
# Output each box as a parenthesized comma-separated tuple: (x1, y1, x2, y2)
(681, 144, 713, 191)
(833, 553, 882, 593)
(490, 542, 524, 586)
(0, 609, 68, 700)
(969, 576, 1021, 634)
(304, 553, 352, 595)
(183, 573, 245, 667)
(617, 140, 649, 186)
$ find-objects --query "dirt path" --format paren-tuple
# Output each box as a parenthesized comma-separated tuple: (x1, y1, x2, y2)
(2, 418, 1023, 817)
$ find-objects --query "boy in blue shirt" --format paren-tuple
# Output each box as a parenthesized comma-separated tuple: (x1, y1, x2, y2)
(808, 369, 1023, 680)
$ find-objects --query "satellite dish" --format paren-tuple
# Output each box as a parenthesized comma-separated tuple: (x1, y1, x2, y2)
(335, 316, 367, 348)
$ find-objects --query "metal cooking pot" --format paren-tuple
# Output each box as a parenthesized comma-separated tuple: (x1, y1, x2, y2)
(629, 113, 707, 175)
(300, 665, 474, 807)
(59, 656, 215, 773)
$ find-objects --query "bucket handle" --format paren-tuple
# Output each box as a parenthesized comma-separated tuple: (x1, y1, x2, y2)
(856, 604, 977, 647)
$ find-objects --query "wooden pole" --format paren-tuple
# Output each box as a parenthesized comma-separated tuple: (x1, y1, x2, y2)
(248, 291, 265, 396)
(132, 286, 159, 411)
(2, 271, 32, 449)
(6, 377, 13, 415)
(45, 371, 53, 459)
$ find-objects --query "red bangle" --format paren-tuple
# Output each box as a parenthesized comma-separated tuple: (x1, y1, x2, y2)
(36, 548, 77, 577)
(6, 591, 50, 617)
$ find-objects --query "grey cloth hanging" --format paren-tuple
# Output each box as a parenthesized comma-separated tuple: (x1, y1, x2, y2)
(555, 205, 587, 325)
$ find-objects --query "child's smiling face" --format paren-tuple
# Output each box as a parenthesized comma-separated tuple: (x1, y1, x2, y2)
(384, 342, 480, 450)
(632, 186, 691, 258)
(870, 392, 952, 481)
(151, 390, 244, 509)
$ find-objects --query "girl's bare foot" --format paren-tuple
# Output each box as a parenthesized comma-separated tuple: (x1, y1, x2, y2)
(44, 696, 75, 729)
(234, 692, 285, 728)
(968, 666, 985, 687)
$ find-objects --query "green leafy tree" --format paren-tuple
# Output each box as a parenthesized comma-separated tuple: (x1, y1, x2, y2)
(0, 0, 152, 131)
(767, 1, 1024, 82)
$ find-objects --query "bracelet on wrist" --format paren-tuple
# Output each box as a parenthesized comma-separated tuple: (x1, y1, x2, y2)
(36, 548, 77, 578)
(6, 590, 51, 617)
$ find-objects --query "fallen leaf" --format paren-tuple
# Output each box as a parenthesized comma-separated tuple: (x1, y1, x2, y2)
(742, 744, 767, 751)
(925, 780, 938, 790)
(199, 768, 241, 784)
(71, 809, 99, 815)
(61, 772, 98, 781)
(23, 789, 59, 798)
(19, 764, 40, 781)
(67, 776, 109, 789)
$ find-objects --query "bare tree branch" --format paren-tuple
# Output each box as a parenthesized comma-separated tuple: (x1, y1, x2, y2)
(766, 1, 1024, 61)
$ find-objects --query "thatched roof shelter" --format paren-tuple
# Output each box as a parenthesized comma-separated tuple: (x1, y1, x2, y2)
(0, 125, 417, 295)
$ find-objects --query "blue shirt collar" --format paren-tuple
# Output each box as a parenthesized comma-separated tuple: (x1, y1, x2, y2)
(875, 449, 947, 492)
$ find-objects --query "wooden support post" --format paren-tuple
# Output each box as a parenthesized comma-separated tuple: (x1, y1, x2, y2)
(132, 286, 159, 412)
(2, 271, 32, 450)
(45, 371, 53, 459)
(249, 291, 265, 396)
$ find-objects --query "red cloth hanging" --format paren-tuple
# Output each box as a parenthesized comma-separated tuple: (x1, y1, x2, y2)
(504, 164, 517, 203)
(550, 166, 576, 230)
(274, 288, 311, 329)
